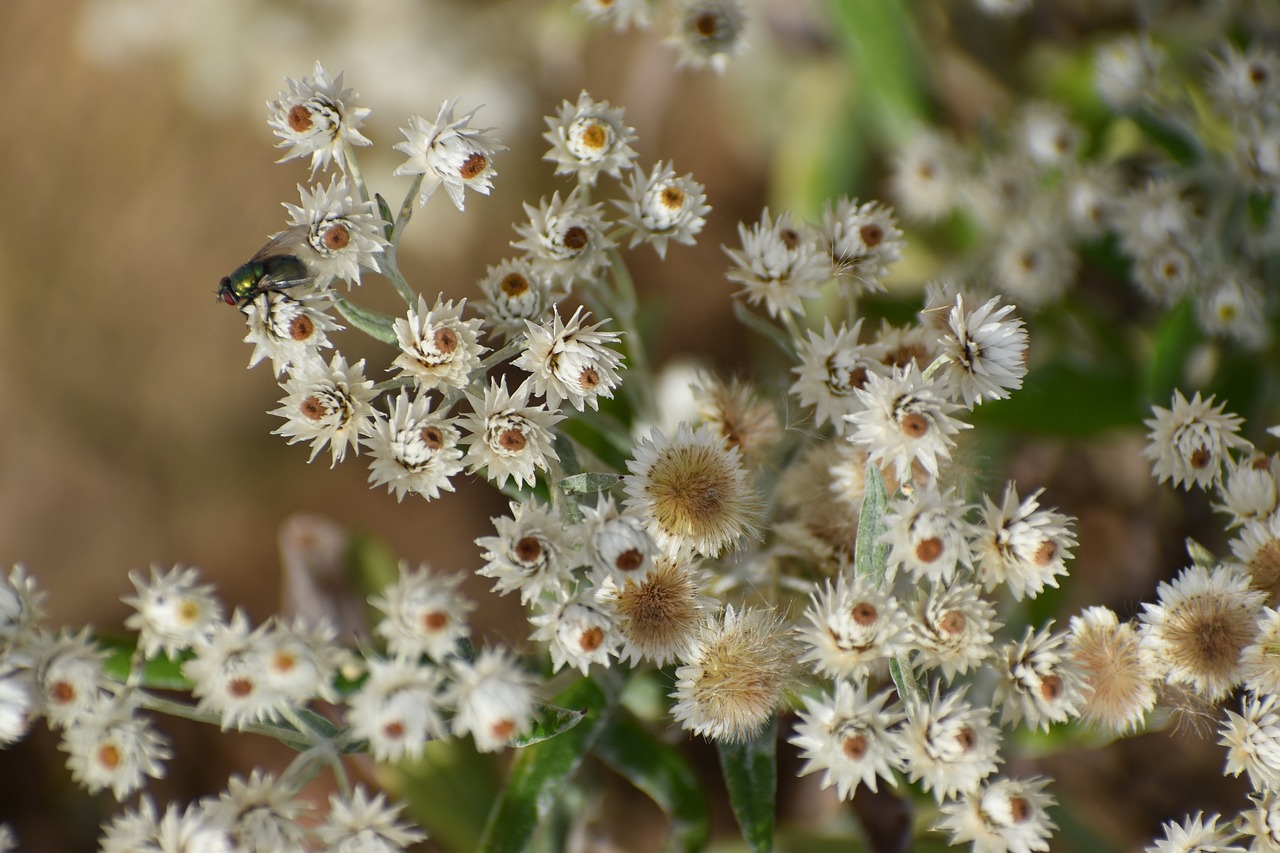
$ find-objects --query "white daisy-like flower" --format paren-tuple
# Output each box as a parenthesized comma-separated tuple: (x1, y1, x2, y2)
(1207, 43, 1280, 120)
(579, 495, 657, 584)
(933, 293, 1029, 408)
(314, 787, 427, 852)
(604, 556, 712, 666)
(576, 0, 653, 30)
(1140, 563, 1266, 702)
(514, 306, 625, 411)
(724, 207, 828, 319)
(1067, 606, 1159, 735)
(394, 99, 503, 212)
(891, 131, 963, 222)
(1143, 390, 1249, 492)
(242, 290, 341, 377)
(846, 363, 970, 482)
(475, 257, 565, 344)
(937, 776, 1057, 853)
(346, 656, 445, 762)
(1116, 178, 1198, 258)
(364, 392, 464, 503)
(542, 90, 639, 186)
(964, 156, 1037, 228)
(444, 647, 536, 752)
(1241, 789, 1280, 852)
(971, 485, 1076, 601)
(666, 0, 749, 73)
(530, 590, 620, 675)
(1237, 120, 1280, 193)
(258, 617, 340, 706)
(899, 685, 1003, 802)
(61, 696, 171, 801)
(1146, 812, 1244, 853)
(183, 611, 281, 731)
(370, 562, 473, 662)
(1095, 35, 1163, 111)
(911, 582, 999, 682)
(614, 161, 710, 259)
(797, 573, 912, 679)
(99, 798, 234, 853)
(1061, 163, 1121, 238)
(989, 217, 1077, 309)
(1231, 513, 1280, 600)
(267, 61, 371, 176)
(867, 319, 943, 373)
(201, 770, 309, 853)
(0, 666, 33, 746)
(476, 500, 585, 605)
(623, 422, 763, 557)
(283, 176, 387, 289)
(881, 486, 973, 585)
(271, 353, 377, 467)
(122, 564, 224, 660)
(0, 824, 16, 853)
(993, 623, 1085, 731)
(1197, 271, 1269, 350)
(457, 378, 564, 490)
(1216, 454, 1279, 529)
(1131, 241, 1200, 306)
(0, 564, 44, 649)
(29, 628, 109, 728)
(820, 196, 903, 294)
(511, 191, 616, 287)
(391, 294, 487, 392)
(789, 680, 904, 799)
(1241, 607, 1280, 696)
(790, 319, 877, 432)
(670, 606, 797, 743)
(1221, 692, 1280, 792)
(1017, 101, 1080, 167)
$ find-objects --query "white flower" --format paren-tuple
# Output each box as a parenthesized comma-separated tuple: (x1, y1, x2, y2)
(1216, 453, 1279, 528)
(202, 770, 309, 853)
(271, 353, 377, 467)
(61, 696, 171, 800)
(623, 422, 763, 557)
(0, 564, 43, 649)
(1116, 178, 1198, 258)
(1198, 272, 1269, 350)
(314, 787, 427, 853)
(1067, 606, 1158, 735)
(666, 0, 749, 73)
(971, 485, 1076, 601)
(1094, 35, 1163, 110)
(1017, 102, 1080, 166)
(614, 161, 710, 258)
(530, 590, 620, 675)
(391, 294, 488, 392)
(394, 99, 503, 211)
(899, 685, 1003, 802)
(30, 628, 109, 728)
(267, 61, 372, 176)
(1143, 390, 1249, 491)
(542, 90, 638, 186)
(346, 657, 445, 762)
(99, 799, 234, 853)
(511, 191, 615, 287)
(576, 0, 653, 30)
(911, 582, 999, 682)
(797, 573, 912, 680)
(1241, 608, 1280, 696)
(790, 319, 877, 432)
(579, 495, 658, 584)
(1131, 241, 1200, 305)
(891, 131, 963, 222)
(475, 257, 566, 343)
(789, 681, 904, 798)
(1140, 564, 1265, 702)
(258, 617, 340, 706)
(670, 606, 796, 743)
(973, 0, 1031, 17)
(458, 378, 563, 490)
(515, 306, 625, 411)
(1241, 789, 1280, 852)
(476, 500, 585, 605)
(371, 563, 473, 662)
(724, 207, 828, 319)
(604, 556, 712, 666)
(933, 293, 1029, 408)
(123, 564, 224, 660)
(993, 623, 1085, 731)
(1062, 164, 1120, 238)
(937, 776, 1057, 853)
(183, 611, 282, 730)
(989, 217, 1077, 309)
(0, 666, 33, 746)
(881, 486, 974, 585)
(1231, 513, 1280, 598)
(965, 156, 1037, 228)
(820, 196, 904, 294)
(1207, 43, 1280, 120)
(283, 177, 387, 289)
(846, 363, 970, 482)
(241, 290, 341, 377)
(444, 648, 536, 752)
(364, 392, 464, 502)
(1221, 692, 1280, 792)
(1146, 812, 1244, 853)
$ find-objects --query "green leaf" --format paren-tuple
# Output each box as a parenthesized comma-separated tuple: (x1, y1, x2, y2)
(718, 717, 777, 853)
(375, 193, 395, 240)
(969, 362, 1145, 437)
(331, 294, 399, 345)
(559, 472, 625, 494)
(855, 463, 891, 587)
(592, 710, 711, 853)
(1185, 538, 1217, 570)
(479, 676, 616, 853)
(513, 704, 587, 747)
(732, 300, 797, 359)
(1145, 298, 1199, 405)
(99, 637, 192, 690)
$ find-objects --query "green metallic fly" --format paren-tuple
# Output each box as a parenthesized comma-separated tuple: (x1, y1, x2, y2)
(217, 225, 316, 308)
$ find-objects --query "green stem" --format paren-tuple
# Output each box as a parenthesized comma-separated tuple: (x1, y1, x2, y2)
(134, 692, 317, 751)
(342, 140, 371, 206)
(379, 174, 426, 306)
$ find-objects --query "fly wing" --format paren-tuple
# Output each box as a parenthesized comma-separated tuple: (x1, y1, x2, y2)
(249, 224, 315, 263)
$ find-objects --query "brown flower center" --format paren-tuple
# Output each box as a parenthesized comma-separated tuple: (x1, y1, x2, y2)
(915, 537, 944, 563)
(288, 314, 315, 342)
(500, 273, 530, 297)
(515, 536, 543, 564)
(562, 226, 589, 251)
(322, 223, 350, 252)
(579, 626, 604, 652)
(900, 412, 930, 438)
(460, 153, 488, 180)
(851, 602, 878, 626)
(287, 105, 314, 132)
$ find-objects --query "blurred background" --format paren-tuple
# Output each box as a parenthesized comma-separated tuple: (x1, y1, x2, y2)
(0, 0, 1271, 850)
